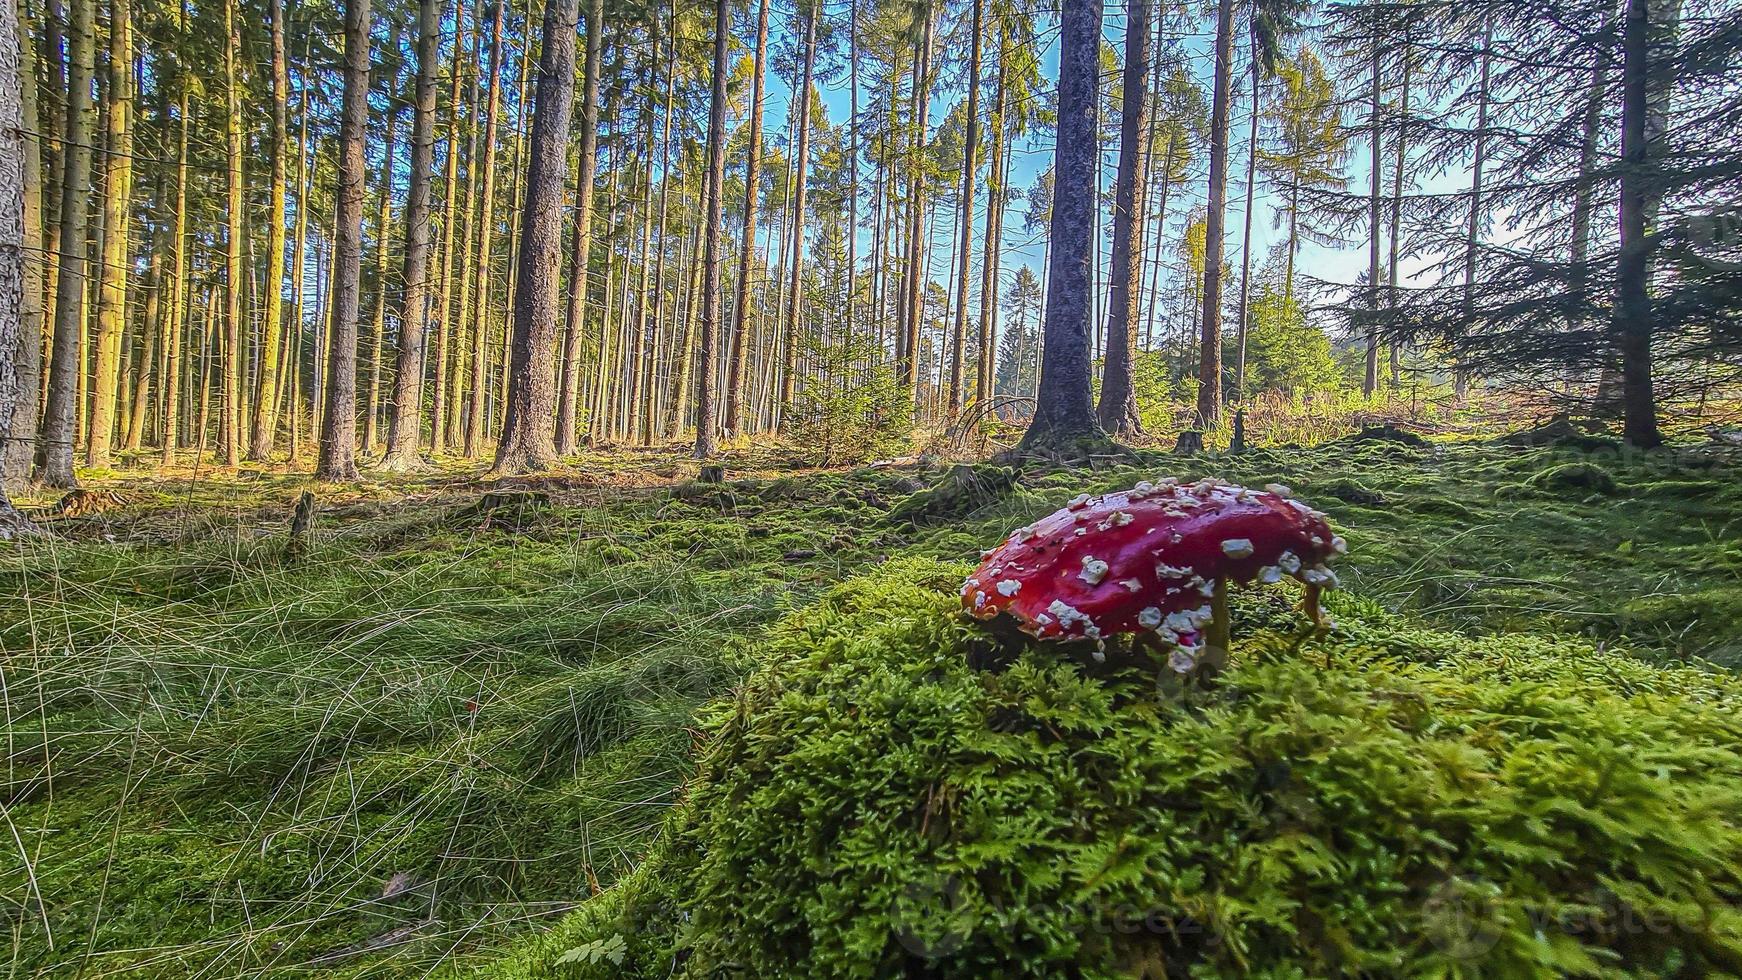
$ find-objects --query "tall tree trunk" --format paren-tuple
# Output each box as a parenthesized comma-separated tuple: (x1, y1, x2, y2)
(491, 0, 581, 474)
(431, 0, 467, 454)
(159, 78, 190, 465)
(554, 0, 603, 453)
(463, 0, 505, 458)
(1457, 28, 1490, 401)
(975, 18, 1008, 407)
(1096, 0, 1150, 437)
(1614, 0, 1670, 448)
(1195, 0, 1234, 427)
(692, 0, 729, 458)
(1363, 41, 1382, 398)
(724, 0, 769, 439)
(899, 17, 934, 408)
(365, 62, 400, 453)
(447, 5, 483, 448)
(316, 0, 373, 480)
(777, 0, 817, 429)
(38, 0, 94, 487)
(222, 0, 244, 466)
(1016, 0, 1102, 453)
(382, 0, 443, 469)
(0, 0, 38, 533)
(643, 7, 676, 443)
(1386, 41, 1409, 389)
(946, 0, 983, 415)
(86, 0, 130, 469)
(248, 0, 291, 459)
(2, 0, 44, 488)
(846, 0, 859, 336)
(1233, 60, 1258, 403)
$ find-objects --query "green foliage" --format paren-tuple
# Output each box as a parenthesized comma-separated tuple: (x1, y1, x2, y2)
(1239, 278, 1344, 396)
(786, 331, 914, 466)
(502, 561, 1742, 979)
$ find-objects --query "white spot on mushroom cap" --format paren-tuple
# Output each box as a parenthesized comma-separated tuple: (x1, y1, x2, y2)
(1277, 551, 1302, 574)
(974, 592, 988, 608)
(1304, 567, 1340, 588)
(1156, 562, 1193, 579)
(1168, 648, 1198, 673)
(996, 579, 1021, 597)
(1078, 556, 1109, 585)
(1067, 493, 1092, 509)
(1221, 538, 1255, 559)
(1265, 483, 1294, 498)
(1138, 607, 1163, 628)
(1258, 565, 1283, 585)
(1046, 599, 1097, 635)
(1331, 535, 1347, 555)
(961, 578, 979, 596)
(1119, 578, 1142, 592)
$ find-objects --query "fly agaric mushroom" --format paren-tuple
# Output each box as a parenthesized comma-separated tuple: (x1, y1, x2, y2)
(961, 478, 1344, 673)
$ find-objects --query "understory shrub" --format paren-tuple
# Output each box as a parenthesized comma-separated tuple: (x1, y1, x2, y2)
(496, 560, 1742, 979)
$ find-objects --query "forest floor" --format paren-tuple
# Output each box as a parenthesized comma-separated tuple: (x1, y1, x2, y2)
(4, 420, 1742, 977)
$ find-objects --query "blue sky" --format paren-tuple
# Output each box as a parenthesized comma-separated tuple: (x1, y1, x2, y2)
(744, 1, 1409, 327)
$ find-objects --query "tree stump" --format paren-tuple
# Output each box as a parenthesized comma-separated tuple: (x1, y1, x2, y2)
(1230, 409, 1247, 453)
(288, 490, 318, 556)
(699, 464, 725, 484)
(1173, 430, 1204, 455)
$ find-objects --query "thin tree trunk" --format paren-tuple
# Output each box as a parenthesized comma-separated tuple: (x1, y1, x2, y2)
(316, 0, 372, 480)
(693, 0, 729, 458)
(1096, 0, 1150, 437)
(382, 0, 443, 469)
(975, 18, 1009, 407)
(1363, 41, 1382, 397)
(1457, 28, 1490, 401)
(947, 0, 984, 415)
(777, 0, 818, 429)
(38, 0, 94, 487)
(365, 61, 400, 453)
(1386, 41, 1409, 390)
(1233, 60, 1258, 403)
(158, 79, 189, 464)
(463, 0, 505, 457)
(249, 0, 290, 458)
(1017, 0, 1103, 452)
(1195, 0, 1234, 427)
(724, 0, 769, 439)
(491, 0, 581, 474)
(85, 0, 130, 468)
(555, 0, 603, 454)
(222, 0, 244, 466)
(431, 0, 468, 454)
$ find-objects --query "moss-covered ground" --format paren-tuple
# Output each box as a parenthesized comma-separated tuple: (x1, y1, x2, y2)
(3, 432, 1741, 977)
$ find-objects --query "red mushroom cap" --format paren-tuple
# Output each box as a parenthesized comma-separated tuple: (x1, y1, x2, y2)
(961, 478, 1343, 650)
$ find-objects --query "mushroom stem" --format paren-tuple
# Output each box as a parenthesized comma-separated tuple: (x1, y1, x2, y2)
(1202, 578, 1231, 674)
(1302, 583, 1324, 626)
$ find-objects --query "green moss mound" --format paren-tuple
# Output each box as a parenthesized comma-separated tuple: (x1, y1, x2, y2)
(491, 561, 1742, 979)
(1526, 461, 1618, 495)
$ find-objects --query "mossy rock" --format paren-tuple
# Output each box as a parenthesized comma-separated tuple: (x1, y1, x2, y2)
(887, 464, 1019, 526)
(1525, 461, 1618, 495)
(1314, 477, 1388, 506)
(500, 561, 1742, 979)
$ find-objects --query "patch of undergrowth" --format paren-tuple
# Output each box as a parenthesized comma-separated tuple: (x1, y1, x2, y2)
(4, 436, 1741, 976)
(492, 560, 1742, 979)
(0, 470, 908, 977)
